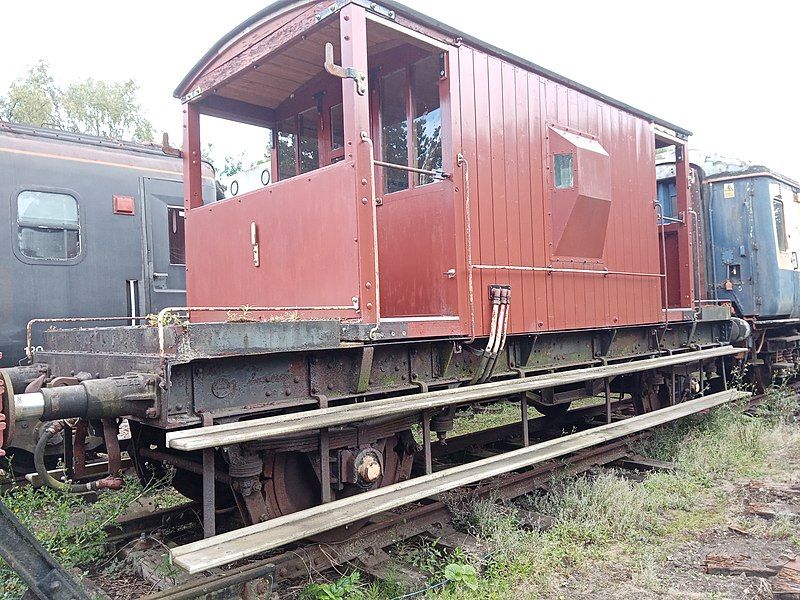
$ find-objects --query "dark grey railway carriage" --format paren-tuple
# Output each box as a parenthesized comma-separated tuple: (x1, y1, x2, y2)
(0, 121, 216, 366)
(0, 121, 215, 463)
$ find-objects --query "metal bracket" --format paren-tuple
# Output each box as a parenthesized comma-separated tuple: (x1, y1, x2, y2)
(181, 87, 202, 104)
(324, 42, 367, 96)
(317, 0, 396, 22)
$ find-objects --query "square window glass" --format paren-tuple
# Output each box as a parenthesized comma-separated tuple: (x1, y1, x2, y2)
(554, 153, 574, 189)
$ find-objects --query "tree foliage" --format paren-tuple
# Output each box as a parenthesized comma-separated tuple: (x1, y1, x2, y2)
(0, 60, 153, 142)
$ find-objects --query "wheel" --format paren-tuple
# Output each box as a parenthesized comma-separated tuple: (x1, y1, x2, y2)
(262, 433, 413, 541)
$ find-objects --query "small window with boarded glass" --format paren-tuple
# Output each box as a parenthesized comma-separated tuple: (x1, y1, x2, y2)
(554, 153, 574, 189)
(298, 107, 320, 174)
(168, 206, 185, 265)
(773, 198, 788, 252)
(16, 190, 80, 260)
(276, 117, 297, 181)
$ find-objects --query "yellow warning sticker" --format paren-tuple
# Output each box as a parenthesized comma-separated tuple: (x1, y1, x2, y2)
(723, 183, 735, 198)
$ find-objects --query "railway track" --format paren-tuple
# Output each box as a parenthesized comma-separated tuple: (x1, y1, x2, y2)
(77, 386, 777, 599)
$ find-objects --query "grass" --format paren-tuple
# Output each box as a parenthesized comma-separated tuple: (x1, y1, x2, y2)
(0, 474, 179, 599)
(1, 388, 797, 599)
(308, 386, 800, 599)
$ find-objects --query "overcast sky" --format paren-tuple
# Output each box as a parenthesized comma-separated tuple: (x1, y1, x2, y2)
(1, 1, 798, 180)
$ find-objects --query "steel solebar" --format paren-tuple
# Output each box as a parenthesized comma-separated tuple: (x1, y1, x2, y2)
(170, 388, 749, 573)
(166, 345, 743, 451)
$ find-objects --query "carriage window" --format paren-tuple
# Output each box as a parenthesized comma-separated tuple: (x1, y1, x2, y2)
(554, 153, 574, 189)
(381, 69, 409, 193)
(298, 107, 320, 174)
(16, 191, 80, 260)
(167, 206, 185, 265)
(330, 103, 344, 151)
(276, 117, 297, 181)
(773, 198, 788, 252)
(411, 54, 442, 186)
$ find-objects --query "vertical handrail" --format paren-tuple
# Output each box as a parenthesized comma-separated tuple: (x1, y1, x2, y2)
(458, 153, 476, 342)
(655, 201, 670, 325)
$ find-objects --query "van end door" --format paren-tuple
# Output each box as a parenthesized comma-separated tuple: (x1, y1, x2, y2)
(141, 177, 186, 313)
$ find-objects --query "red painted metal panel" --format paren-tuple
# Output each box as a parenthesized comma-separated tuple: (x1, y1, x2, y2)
(501, 62, 523, 334)
(377, 182, 458, 317)
(456, 47, 663, 335)
(185, 161, 361, 322)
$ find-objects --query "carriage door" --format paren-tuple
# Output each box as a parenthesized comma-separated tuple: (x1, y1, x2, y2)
(141, 177, 186, 312)
(370, 48, 458, 319)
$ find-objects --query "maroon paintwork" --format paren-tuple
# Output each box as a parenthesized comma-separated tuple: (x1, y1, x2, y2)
(177, 1, 694, 338)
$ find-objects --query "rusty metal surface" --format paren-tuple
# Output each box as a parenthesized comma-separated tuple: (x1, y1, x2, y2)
(30, 318, 730, 433)
(41, 321, 344, 359)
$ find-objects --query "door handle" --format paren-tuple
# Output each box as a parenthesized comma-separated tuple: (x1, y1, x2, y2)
(792, 252, 798, 270)
(153, 272, 169, 278)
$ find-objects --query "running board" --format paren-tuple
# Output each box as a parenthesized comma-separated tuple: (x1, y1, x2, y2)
(170, 388, 749, 573)
(166, 345, 743, 451)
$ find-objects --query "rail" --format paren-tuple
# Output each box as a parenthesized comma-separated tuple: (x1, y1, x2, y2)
(372, 159, 450, 179)
(472, 264, 665, 277)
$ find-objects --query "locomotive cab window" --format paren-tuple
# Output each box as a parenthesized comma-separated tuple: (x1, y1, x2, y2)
(773, 197, 788, 252)
(16, 190, 81, 261)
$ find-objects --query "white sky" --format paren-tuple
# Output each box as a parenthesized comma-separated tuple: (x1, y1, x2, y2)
(1, 1, 798, 180)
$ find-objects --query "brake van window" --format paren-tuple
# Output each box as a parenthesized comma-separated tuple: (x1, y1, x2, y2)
(16, 191, 80, 260)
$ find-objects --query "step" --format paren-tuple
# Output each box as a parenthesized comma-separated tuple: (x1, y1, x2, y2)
(170, 389, 749, 573)
(166, 345, 744, 451)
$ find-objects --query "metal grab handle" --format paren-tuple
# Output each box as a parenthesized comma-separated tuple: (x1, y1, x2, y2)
(153, 272, 169, 278)
(324, 42, 366, 95)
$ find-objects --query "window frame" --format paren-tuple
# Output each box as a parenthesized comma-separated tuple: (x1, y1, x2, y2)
(271, 78, 345, 182)
(553, 152, 575, 190)
(11, 186, 85, 266)
(373, 49, 448, 196)
(773, 196, 789, 253)
(167, 205, 186, 266)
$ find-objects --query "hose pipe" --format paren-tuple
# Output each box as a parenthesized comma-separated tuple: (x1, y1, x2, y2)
(34, 421, 123, 493)
(468, 288, 502, 385)
(480, 288, 511, 383)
